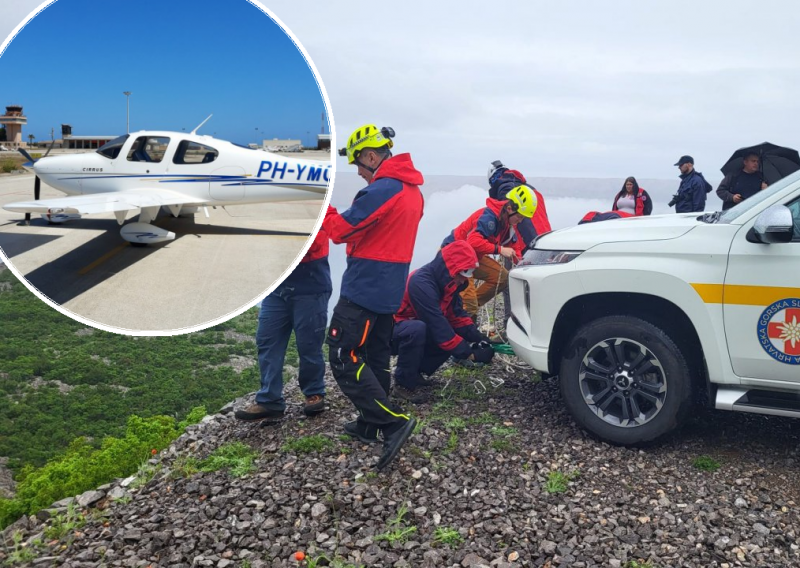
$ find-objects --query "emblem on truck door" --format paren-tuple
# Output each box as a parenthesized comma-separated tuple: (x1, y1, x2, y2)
(757, 299, 800, 365)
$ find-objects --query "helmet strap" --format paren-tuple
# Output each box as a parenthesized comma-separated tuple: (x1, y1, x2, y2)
(355, 157, 377, 174)
(355, 148, 389, 174)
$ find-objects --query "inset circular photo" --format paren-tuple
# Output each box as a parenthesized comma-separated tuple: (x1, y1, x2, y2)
(0, 0, 333, 335)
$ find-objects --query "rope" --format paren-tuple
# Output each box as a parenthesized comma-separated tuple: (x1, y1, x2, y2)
(475, 254, 536, 376)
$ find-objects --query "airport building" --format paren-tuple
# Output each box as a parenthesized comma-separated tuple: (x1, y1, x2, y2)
(0, 105, 28, 149)
(263, 138, 302, 151)
(63, 135, 117, 150)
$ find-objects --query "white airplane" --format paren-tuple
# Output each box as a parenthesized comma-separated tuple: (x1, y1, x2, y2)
(4, 116, 331, 245)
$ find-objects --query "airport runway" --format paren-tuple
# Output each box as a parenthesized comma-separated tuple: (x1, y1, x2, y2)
(0, 170, 326, 333)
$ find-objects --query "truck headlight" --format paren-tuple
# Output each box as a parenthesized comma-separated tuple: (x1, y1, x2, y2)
(520, 249, 582, 266)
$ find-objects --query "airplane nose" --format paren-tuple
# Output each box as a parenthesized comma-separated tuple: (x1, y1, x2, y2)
(33, 155, 84, 176)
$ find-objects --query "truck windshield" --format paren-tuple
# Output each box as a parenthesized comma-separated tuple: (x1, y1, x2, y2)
(718, 169, 800, 223)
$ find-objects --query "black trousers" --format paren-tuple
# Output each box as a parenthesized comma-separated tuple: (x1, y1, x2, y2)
(327, 298, 409, 430)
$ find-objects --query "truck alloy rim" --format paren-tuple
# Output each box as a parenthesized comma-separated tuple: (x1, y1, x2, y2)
(578, 338, 667, 427)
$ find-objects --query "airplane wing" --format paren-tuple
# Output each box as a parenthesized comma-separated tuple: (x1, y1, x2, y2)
(3, 189, 207, 215)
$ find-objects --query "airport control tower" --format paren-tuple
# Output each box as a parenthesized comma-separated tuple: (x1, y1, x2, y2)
(0, 105, 28, 149)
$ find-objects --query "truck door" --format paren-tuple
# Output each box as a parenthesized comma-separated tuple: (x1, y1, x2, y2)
(723, 195, 800, 382)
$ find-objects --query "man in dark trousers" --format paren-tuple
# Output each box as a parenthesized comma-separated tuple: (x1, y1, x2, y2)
(325, 124, 424, 470)
(235, 206, 336, 422)
(392, 241, 495, 401)
(716, 152, 768, 210)
(671, 155, 713, 213)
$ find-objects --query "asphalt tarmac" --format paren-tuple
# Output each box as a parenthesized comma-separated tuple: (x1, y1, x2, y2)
(0, 168, 326, 333)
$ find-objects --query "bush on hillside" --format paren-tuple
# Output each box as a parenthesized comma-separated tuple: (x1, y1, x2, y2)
(0, 407, 205, 529)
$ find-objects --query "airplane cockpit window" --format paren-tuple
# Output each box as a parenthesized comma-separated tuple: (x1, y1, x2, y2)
(127, 136, 170, 163)
(96, 134, 129, 159)
(173, 140, 219, 165)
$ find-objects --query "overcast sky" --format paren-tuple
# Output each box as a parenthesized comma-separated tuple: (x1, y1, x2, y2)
(5, 0, 800, 179)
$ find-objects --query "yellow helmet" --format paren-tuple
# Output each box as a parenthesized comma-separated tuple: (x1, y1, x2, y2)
(338, 124, 395, 164)
(506, 185, 538, 218)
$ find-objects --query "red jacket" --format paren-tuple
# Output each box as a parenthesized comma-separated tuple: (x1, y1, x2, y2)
(323, 154, 424, 314)
(442, 198, 525, 259)
(395, 241, 482, 358)
(531, 188, 552, 235)
(301, 205, 335, 263)
(579, 210, 634, 224)
(278, 205, 335, 295)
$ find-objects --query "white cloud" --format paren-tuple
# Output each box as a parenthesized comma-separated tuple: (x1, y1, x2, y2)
(6, 0, 800, 178)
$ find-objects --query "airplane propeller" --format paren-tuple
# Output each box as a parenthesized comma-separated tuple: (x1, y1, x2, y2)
(17, 140, 55, 223)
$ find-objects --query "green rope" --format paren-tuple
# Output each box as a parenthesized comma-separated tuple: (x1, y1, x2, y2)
(492, 343, 515, 356)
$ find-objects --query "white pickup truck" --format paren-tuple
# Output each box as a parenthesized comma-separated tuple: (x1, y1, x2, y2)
(507, 173, 800, 445)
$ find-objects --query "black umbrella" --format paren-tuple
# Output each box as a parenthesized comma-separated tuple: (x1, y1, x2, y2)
(721, 142, 800, 185)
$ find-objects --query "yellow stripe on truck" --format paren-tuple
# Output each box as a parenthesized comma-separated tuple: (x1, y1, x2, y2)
(692, 283, 800, 306)
(691, 283, 724, 304)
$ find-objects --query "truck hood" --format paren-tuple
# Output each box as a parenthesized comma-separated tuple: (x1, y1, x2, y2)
(536, 213, 701, 250)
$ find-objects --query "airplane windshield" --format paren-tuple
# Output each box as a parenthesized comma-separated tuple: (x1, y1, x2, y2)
(96, 135, 129, 159)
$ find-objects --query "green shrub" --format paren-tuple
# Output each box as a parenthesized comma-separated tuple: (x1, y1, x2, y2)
(198, 442, 257, 477)
(281, 435, 334, 455)
(0, 409, 200, 529)
(692, 455, 721, 472)
(544, 469, 579, 494)
(432, 526, 464, 548)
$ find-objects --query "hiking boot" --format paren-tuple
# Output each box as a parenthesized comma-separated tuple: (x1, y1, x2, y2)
(393, 385, 430, 404)
(234, 403, 284, 421)
(303, 394, 326, 416)
(376, 418, 417, 470)
(343, 420, 380, 444)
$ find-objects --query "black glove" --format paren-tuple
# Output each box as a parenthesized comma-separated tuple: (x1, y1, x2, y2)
(668, 194, 679, 208)
(472, 340, 491, 350)
(454, 357, 483, 369)
(471, 344, 494, 364)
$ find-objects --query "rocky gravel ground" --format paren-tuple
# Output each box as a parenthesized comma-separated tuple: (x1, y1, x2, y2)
(3, 358, 800, 568)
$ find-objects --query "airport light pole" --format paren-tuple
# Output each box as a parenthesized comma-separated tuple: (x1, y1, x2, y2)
(123, 91, 132, 133)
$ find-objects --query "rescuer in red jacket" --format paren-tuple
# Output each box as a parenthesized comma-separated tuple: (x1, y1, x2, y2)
(441, 185, 538, 316)
(391, 241, 495, 401)
(325, 124, 424, 470)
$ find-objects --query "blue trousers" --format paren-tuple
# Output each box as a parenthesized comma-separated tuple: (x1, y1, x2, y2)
(255, 289, 330, 410)
(392, 319, 451, 388)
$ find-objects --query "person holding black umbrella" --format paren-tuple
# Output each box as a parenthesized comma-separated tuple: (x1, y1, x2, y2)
(716, 152, 768, 210)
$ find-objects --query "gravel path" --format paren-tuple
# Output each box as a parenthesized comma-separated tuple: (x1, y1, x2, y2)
(3, 359, 800, 568)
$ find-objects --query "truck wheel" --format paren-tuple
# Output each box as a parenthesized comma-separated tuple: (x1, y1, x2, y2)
(559, 315, 692, 446)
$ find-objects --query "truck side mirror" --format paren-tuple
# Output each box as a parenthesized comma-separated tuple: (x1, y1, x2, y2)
(749, 205, 794, 244)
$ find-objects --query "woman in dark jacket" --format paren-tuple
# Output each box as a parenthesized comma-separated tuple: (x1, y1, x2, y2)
(612, 176, 652, 216)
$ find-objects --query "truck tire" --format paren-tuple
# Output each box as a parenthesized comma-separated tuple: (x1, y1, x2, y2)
(559, 315, 692, 446)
